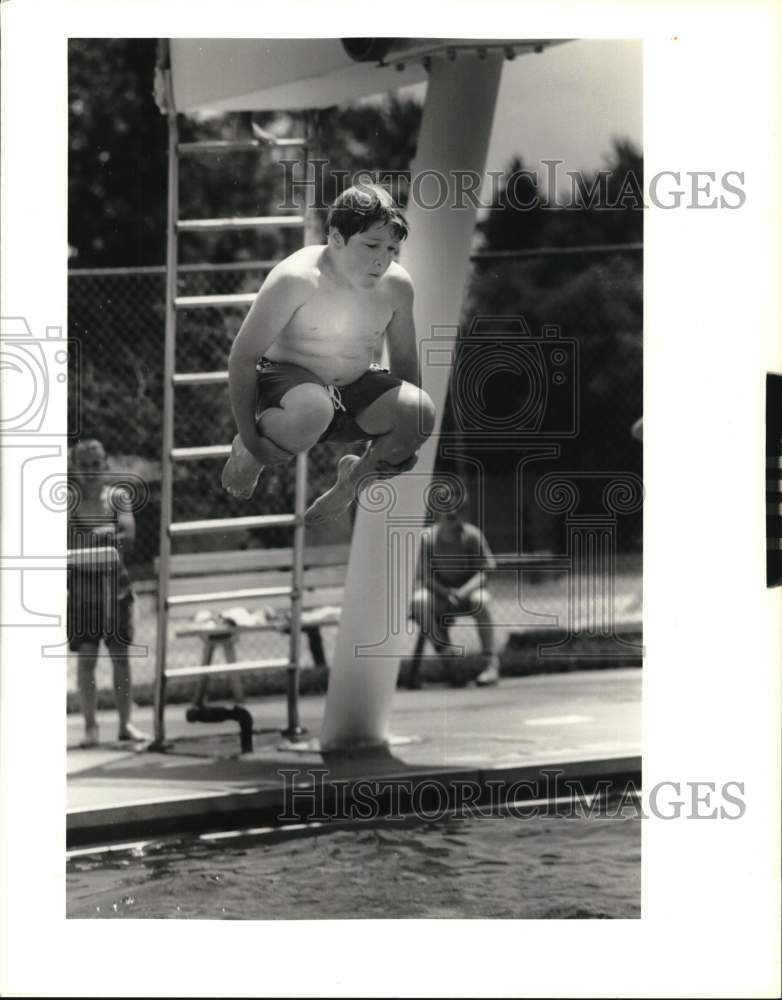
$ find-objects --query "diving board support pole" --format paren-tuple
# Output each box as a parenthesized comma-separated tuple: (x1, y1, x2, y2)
(320, 53, 504, 751)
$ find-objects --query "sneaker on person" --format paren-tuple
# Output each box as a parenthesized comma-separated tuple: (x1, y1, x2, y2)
(118, 723, 150, 742)
(475, 654, 501, 687)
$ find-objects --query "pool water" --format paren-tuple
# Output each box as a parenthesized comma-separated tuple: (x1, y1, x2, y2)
(67, 812, 640, 920)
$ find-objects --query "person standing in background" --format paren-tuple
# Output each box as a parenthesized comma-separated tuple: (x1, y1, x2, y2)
(68, 439, 149, 747)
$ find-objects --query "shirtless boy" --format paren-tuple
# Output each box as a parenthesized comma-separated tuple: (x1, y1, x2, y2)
(68, 438, 149, 746)
(408, 488, 500, 688)
(222, 184, 436, 522)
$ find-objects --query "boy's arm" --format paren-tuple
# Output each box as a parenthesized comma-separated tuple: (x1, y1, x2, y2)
(455, 572, 483, 600)
(116, 509, 136, 556)
(385, 268, 419, 387)
(87, 487, 136, 554)
(418, 528, 460, 605)
(478, 529, 497, 574)
(454, 528, 496, 600)
(228, 270, 310, 460)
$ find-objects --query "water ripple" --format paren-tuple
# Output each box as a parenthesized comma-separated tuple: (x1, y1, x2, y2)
(68, 814, 640, 920)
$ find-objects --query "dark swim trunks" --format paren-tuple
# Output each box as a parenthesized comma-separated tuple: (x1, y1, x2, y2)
(67, 591, 135, 652)
(254, 357, 403, 444)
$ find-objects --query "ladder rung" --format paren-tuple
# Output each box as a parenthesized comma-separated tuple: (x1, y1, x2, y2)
(178, 138, 306, 155)
(167, 586, 293, 607)
(170, 514, 298, 536)
(171, 445, 231, 461)
(165, 658, 295, 681)
(173, 371, 229, 386)
(178, 216, 304, 233)
(174, 293, 256, 310)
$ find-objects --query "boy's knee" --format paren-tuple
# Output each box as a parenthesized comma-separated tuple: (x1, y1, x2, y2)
(397, 384, 436, 440)
(462, 587, 492, 616)
(260, 383, 334, 453)
(281, 382, 334, 429)
(475, 586, 492, 610)
(410, 587, 431, 620)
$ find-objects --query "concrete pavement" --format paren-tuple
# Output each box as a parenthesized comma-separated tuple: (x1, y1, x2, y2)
(67, 667, 641, 847)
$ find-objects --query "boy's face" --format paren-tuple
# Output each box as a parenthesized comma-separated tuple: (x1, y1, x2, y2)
(332, 221, 402, 290)
(73, 441, 108, 474)
(434, 510, 464, 534)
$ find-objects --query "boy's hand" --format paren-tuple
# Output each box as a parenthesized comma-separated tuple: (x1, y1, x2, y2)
(222, 434, 264, 500)
(90, 523, 115, 535)
(240, 432, 272, 466)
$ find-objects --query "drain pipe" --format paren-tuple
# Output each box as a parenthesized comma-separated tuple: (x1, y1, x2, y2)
(185, 705, 254, 754)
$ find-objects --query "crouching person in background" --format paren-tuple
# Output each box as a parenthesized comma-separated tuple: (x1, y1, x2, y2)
(407, 486, 500, 689)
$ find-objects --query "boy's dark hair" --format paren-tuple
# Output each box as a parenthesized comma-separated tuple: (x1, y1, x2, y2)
(70, 438, 108, 472)
(326, 183, 409, 243)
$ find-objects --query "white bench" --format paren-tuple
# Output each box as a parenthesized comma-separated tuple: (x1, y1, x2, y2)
(158, 545, 349, 698)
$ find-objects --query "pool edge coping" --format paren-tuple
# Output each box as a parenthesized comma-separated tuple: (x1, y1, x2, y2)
(66, 754, 642, 848)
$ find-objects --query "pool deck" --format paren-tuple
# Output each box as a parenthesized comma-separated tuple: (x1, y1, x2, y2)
(67, 667, 642, 847)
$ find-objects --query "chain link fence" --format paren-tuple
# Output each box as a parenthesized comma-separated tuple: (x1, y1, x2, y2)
(67, 249, 642, 695)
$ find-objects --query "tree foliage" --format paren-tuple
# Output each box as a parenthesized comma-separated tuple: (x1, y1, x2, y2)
(68, 38, 642, 562)
(69, 40, 167, 267)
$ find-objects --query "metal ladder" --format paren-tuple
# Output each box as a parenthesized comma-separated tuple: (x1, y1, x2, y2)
(152, 62, 313, 745)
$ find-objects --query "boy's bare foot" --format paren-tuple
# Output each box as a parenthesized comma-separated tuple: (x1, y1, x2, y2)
(118, 723, 150, 742)
(79, 724, 100, 748)
(222, 435, 264, 499)
(304, 454, 362, 524)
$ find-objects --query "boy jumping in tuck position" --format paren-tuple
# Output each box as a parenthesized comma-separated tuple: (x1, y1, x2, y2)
(222, 184, 436, 522)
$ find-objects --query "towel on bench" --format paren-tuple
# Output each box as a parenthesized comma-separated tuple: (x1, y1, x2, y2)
(189, 605, 341, 634)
